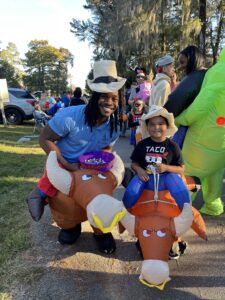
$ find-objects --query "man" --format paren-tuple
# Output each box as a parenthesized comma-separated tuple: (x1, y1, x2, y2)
(27, 60, 126, 253)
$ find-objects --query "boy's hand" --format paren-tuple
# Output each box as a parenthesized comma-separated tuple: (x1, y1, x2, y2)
(155, 163, 168, 174)
(137, 169, 149, 182)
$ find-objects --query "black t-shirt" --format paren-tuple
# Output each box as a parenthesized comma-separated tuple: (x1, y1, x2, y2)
(130, 137, 183, 172)
(70, 97, 85, 106)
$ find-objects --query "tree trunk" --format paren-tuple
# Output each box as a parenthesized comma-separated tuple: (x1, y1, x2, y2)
(160, 0, 167, 52)
(213, 1, 224, 64)
(198, 0, 206, 56)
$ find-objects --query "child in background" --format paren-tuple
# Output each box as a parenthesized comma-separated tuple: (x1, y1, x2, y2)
(128, 67, 151, 106)
(128, 98, 147, 147)
(135, 80, 151, 104)
(149, 55, 174, 108)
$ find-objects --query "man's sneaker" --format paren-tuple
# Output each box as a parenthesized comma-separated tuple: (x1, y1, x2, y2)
(178, 240, 188, 255)
(169, 248, 180, 260)
(26, 186, 47, 221)
(94, 232, 116, 254)
(58, 224, 82, 245)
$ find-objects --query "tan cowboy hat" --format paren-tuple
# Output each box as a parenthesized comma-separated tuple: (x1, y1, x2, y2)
(87, 60, 126, 93)
(141, 105, 177, 138)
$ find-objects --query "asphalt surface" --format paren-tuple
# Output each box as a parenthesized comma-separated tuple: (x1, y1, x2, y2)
(14, 134, 225, 300)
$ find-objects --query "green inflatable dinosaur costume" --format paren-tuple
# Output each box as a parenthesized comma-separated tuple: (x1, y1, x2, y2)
(175, 47, 225, 216)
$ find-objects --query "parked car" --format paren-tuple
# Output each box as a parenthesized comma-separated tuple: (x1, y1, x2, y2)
(0, 88, 37, 125)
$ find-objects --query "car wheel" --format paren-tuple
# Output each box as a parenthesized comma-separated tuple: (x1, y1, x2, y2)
(5, 108, 23, 125)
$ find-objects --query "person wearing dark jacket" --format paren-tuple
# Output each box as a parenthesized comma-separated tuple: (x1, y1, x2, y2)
(164, 45, 207, 148)
(164, 45, 206, 117)
(70, 87, 85, 106)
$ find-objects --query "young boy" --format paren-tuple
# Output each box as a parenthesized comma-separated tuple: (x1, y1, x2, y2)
(130, 105, 188, 259)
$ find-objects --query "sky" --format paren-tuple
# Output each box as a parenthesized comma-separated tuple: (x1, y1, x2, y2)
(0, 0, 94, 89)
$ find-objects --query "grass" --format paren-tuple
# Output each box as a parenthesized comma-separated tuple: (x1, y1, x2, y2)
(0, 123, 46, 297)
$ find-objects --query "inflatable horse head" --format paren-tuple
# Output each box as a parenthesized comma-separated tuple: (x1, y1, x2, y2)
(121, 173, 207, 290)
(46, 151, 126, 232)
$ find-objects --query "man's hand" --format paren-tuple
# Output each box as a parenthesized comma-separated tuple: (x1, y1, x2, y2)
(64, 162, 80, 172)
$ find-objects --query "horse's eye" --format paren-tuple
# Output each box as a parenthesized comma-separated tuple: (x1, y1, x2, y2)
(143, 229, 151, 237)
(157, 229, 166, 237)
(97, 173, 107, 180)
(82, 174, 92, 181)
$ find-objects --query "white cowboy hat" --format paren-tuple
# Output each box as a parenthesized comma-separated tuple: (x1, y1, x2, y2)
(87, 60, 126, 93)
(141, 105, 177, 138)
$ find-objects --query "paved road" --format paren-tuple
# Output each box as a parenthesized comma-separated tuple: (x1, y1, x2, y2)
(15, 135, 225, 300)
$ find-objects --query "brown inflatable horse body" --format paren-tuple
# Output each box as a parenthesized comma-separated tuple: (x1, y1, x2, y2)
(46, 151, 125, 232)
(121, 178, 207, 290)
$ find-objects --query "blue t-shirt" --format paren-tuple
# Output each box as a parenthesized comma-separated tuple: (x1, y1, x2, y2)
(48, 105, 119, 163)
(60, 94, 70, 107)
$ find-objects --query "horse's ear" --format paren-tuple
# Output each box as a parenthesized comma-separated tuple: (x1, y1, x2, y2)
(191, 207, 207, 240)
(120, 211, 135, 235)
(46, 151, 72, 195)
(174, 203, 193, 236)
(110, 152, 125, 186)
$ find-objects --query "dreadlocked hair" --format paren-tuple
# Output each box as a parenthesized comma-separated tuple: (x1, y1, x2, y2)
(84, 91, 119, 137)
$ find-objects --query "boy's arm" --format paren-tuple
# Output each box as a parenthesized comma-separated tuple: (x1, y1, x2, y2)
(155, 163, 184, 176)
(154, 140, 185, 175)
(131, 162, 149, 182)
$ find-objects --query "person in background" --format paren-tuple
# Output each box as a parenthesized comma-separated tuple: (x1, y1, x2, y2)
(44, 93, 56, 110)
(26, 60, 126, 255)
(60, 91, 70, 107)
(128, 98, 147, 147)
(70, 87, 85, 106)
(164, 45, 207, 148)
(149, 55, 174, 108)
(33, 104, 51, 125)
(164, 45, 206, 117)
(170, 72, 179, 92)
(128, 67, 151, 106)
(119, 81, 132, 137)
(47, 101, 64, 117)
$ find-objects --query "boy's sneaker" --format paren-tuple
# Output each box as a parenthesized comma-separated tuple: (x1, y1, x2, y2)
(94, 232, 116, 254)
(26, 187, 47, 221)
(178, 240, 188, 255)
(168, 248, 180, 260)
(58, 224, 82, 245)
(169, 240, 188, 260)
